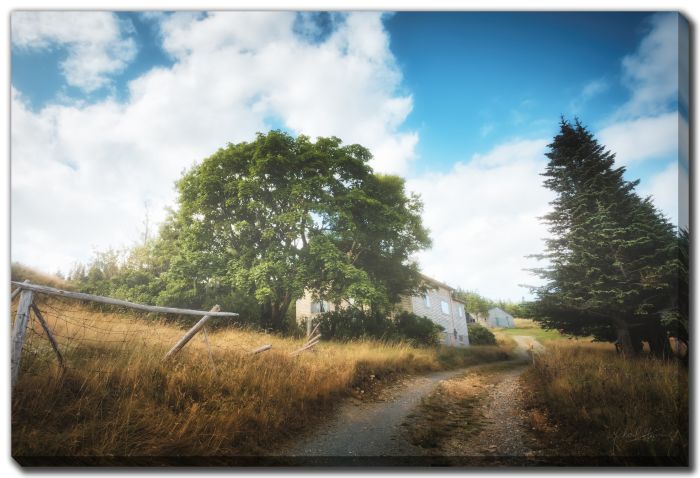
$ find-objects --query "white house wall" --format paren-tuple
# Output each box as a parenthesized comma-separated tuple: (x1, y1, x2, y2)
(409, 286, 469, 347)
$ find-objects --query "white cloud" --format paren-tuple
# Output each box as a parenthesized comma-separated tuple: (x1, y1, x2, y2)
(569, 78, 608, 113)
(407, 139, 552, 302)
(11, 11, 137, 92)
(616, 13, 680, 119)
(639, 161, 684, 229)
(597, 112, 678, 166)
(11, 12, 418, 275)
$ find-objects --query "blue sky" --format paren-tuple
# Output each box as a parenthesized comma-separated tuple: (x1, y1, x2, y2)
(10, 11, 687, 301)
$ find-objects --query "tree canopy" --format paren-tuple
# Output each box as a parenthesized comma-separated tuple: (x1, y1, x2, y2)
(529, 119, 681, 357)
(159, 130, 430, 330)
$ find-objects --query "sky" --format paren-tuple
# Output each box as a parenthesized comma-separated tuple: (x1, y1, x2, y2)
(10, 11, 688, 302)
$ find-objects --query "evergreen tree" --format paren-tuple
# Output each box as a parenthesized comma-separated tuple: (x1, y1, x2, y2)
(531, 119, 678, 358)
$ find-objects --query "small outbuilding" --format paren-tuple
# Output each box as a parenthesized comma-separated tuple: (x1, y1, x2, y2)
(485, 307, 515, 328)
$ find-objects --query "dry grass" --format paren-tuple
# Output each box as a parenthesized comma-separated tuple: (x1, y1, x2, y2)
(524, 340, 688, 464)
(11, 296, 510, 462)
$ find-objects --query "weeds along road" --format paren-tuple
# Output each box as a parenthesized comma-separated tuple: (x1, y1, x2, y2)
(277, 336, 542, 465)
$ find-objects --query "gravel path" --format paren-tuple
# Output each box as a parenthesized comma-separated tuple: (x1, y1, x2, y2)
(276, 336, 545, 465)
(277, 367, 469, 464)
(442, 365, 541, 462)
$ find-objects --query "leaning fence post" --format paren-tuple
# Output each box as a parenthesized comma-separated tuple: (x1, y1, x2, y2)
(11, 288, 35, 388)
(30, 303, 65, 370)
(164, 305, 221, 360)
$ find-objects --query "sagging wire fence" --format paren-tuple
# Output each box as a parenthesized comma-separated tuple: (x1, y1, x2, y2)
(10, 281, 322, 389)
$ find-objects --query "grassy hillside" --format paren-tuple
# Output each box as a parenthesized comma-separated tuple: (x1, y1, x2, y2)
(11, 295, 511, 463)
(524, 340, 688, 464)
(494, 318, 579, 342)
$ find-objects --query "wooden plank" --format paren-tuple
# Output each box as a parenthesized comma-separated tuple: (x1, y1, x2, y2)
(10, 279, 29, 302)
(306, 333, 321, 345)
(164, 305, 221, 360)
(30, 304, 65, 370)
(250, 344, 272, 354)
(290, 335, 321, 356)
(308, 322, 320, 340)
(11, 290, 34, 388)
(10, 281, 238, 318)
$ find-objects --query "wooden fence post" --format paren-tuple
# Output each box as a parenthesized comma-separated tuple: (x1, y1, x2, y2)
(11, 289, 35, 388)
(164, 305, 221, 360)
(30, 304, 65, 370)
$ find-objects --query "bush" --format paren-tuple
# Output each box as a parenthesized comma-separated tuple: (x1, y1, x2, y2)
(315, 308, 394, 341)
(313, 309, 444, 347)
(467, 323, 496, 345)
(394, 311, 444, 347)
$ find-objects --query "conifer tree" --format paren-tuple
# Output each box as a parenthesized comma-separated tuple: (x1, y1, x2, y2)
(531, 119, 678, 358)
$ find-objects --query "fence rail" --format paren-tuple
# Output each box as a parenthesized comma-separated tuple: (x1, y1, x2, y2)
(10, 281, 238, 318)
(9, 281, 241, 389)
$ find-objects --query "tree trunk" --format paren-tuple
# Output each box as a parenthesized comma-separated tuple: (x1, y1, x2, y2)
(263, 297, 293, 332)
(643, 322, 672, 360)
(614, 318, 637, 358)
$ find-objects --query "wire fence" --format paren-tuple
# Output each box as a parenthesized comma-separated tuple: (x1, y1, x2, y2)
(10, 282, 321, 387)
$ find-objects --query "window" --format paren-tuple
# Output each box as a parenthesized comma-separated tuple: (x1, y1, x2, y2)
(441, 300, 450, 315)
(311, 301, 328, 314)
(424, 294, 431, 308)
(458, 306, 463, 318)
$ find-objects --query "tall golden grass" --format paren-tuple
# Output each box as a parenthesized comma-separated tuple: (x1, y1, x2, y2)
(525, 341, 688, 464)
(12, 295, 509, 462)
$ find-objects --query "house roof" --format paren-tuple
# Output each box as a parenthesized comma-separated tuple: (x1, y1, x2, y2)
(420, 274, 467, 304)
(420, 273, 455, 292)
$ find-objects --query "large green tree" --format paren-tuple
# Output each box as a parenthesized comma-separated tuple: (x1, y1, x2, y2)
(530, 119, 679, 358)
(164, 131, 430, 330)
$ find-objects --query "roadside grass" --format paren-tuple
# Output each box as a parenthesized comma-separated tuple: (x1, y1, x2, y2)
(523, 340, 688, 465)
(12, 297, 512, 461)
(494, 318, 589, 343)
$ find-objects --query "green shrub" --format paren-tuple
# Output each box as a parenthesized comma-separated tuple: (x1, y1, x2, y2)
(315, 308, 394, 341)
(467, 323, 497, 345)
(313, 309, 444, 347)
(394, 311, 444, 347)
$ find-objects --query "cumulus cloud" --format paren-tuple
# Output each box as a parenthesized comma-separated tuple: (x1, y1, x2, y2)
(11, 11, 137, 92)
(638, 161, 683, 228)
(407, 139, 552, 301)
(616, 13, 680, 119)
(597, 112, 678, 166)
(11, 12, 418, 274)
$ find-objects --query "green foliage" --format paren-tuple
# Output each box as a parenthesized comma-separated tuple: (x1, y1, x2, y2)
(467, 323, 496, 345)
(394, 311, 444, 347)
(313, 310, 443, 346)
(454, 290, 494, 317)
(62, 131, 430, 332)
(530, 119, 680, 357)
(314, 308, 394, 341)
(165, 130, 430, 330)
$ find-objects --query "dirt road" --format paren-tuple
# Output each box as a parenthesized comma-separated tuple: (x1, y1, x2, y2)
(277, 336, 545, 465)
(277, 367, 471, 464)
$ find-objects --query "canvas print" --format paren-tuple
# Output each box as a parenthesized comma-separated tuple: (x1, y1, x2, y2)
(10, 11, 689, 467)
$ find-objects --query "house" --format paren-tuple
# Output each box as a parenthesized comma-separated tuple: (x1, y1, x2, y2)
(483, 307, 515, 328)
(295, 274, 470, 347)
(396, 275, 470, 347)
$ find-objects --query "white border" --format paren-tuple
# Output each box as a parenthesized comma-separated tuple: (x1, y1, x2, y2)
(3, 1, 697, 477)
